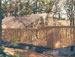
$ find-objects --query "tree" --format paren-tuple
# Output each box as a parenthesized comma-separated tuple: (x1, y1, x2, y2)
(0, 0, 2, 52)
(37, 0, 47, 13)
(31, 0, 47, 13)
(64, 0, 75, 43)
(65, 0, 75, 25)
(9, 0, 13, 16)
(45, 0, 55, 13)
(2, 0, 8, 17)
(0, 0, 6, 57)
(19, 0, 33, 16)
(0, 0, 2, 48)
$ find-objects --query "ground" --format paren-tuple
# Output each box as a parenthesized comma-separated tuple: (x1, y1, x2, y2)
(2, 45, 75, 57)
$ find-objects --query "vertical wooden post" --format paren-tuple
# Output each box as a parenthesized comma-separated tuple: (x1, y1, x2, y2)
(70, 0, 74, 51)
(70, 28, 74, 51)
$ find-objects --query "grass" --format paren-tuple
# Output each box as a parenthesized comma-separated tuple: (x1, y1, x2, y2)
(10, 37, 19, 46)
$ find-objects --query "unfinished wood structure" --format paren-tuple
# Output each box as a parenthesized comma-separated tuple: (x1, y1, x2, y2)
(2, 26, 75, 49)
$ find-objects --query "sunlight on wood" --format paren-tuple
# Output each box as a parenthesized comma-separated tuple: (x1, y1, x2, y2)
(55, 41, 61, 48)
(2, 24, 6, 29)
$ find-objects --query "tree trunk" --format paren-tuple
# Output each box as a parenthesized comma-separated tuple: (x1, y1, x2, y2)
(0, 1, 6, 56)
(0, 0, 2, 48)
(0, 0, 3, 54)
(36, 0, 38, 14)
